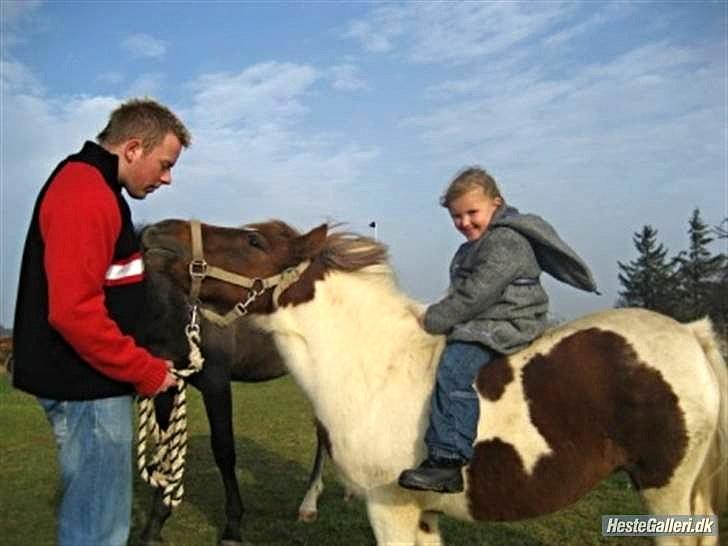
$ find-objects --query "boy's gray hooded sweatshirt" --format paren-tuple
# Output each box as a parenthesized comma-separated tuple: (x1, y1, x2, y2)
(423, 205, 598, 354)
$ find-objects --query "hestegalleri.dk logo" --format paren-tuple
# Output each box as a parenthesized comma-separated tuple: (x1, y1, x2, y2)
(601, 515, 718, 537)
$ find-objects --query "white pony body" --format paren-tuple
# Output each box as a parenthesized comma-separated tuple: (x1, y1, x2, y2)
(252, 264, 726, 545)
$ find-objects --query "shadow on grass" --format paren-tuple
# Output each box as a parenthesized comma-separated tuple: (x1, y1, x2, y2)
(129, 434, 591, 546)
(130, 433, 374, 546)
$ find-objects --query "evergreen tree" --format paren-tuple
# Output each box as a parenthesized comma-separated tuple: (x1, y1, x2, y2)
(674, 209, 725, 321)
(707, 217, 728, 330)
(713, 217, 728, 240)
(617, 225, 677, 314)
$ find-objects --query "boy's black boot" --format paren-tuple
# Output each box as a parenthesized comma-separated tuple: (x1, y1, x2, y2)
(397, 458, 464, 493)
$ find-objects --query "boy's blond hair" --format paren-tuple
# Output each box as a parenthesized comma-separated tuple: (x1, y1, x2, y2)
(97, 98, 191, 153)
(440, 166, 503, 208)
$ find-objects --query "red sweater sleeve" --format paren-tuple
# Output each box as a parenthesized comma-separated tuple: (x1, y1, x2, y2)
(40, 162, 167, 397)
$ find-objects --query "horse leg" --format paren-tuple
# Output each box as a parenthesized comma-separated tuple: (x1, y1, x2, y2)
(194, 369, 244, 546)
(365, 488, 423, 546)
(297, 426, 327, 522)
(138, 391, 175, 546)
(639, 468, 717, 546)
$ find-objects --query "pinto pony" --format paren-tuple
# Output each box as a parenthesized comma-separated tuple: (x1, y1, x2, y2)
(141, 219, 727, 546)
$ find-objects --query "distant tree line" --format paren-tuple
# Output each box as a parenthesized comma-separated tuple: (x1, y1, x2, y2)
(617, 209, 727, 333)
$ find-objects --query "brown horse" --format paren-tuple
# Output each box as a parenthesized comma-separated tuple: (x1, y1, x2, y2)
(136, 231, 330, 546)
(141, 218, 727, 546)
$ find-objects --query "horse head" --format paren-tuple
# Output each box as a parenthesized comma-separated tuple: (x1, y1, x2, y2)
(140, 219, 386, 322)
(140, 219, 300, 379)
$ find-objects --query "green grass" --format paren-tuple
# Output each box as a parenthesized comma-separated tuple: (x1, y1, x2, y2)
(1, 374, 724, 545)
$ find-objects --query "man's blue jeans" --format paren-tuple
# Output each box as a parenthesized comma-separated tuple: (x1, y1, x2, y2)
(424, 341, 496, 463)
(38, 395, 133, 546)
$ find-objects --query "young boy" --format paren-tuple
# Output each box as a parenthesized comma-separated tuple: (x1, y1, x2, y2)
(398, 167, 597, 493)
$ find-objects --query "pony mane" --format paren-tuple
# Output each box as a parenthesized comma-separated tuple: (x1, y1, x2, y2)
(321, 228, 390, 273)
(245, 219, 390, 273)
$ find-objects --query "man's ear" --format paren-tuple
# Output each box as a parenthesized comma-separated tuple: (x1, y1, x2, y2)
(121, 138, 143, 164)
(294, 224, 328, 261)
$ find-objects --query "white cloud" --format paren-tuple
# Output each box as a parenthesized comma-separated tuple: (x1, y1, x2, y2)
(127, 72, 165, 97)
(340, 5, 406, 53)
(158, 61, 380, 226)
(541, 2, 632, 47)
(1, 0, 45, 48)
(342, 2, 571, 65)
(122, 33, 167, 59)
(329, 64, 369, 91)
(188, 62, 320, 129)
(0, 57, 44, 94)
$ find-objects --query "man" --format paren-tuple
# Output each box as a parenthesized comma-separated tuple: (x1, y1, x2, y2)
(12, 98, 191, 546)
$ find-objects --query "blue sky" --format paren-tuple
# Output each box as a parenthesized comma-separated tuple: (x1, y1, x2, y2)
(1, 1, 726, 327)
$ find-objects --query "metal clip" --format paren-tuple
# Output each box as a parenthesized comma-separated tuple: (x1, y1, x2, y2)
(233, 301, 250, 317)
(185, 305, 201, 336)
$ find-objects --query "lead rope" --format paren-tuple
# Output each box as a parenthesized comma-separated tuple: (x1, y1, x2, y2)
(136, 309, 205, 507)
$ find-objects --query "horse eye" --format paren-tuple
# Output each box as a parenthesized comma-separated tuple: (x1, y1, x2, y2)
(247, 233, 263, 249)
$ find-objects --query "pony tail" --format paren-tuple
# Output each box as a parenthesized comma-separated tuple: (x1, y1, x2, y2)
(686, 317, 728, 514)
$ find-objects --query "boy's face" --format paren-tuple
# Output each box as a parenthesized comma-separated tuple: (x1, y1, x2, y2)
(448, 188, 502, 241)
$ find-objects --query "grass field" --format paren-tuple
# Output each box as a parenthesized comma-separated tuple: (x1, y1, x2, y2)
(1, 373, 724, 546)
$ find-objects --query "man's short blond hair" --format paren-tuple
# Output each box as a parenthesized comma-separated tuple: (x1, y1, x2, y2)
(97, 98, 191, 152)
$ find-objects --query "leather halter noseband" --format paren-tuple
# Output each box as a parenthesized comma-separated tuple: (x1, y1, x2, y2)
(186, 219, 310, 327)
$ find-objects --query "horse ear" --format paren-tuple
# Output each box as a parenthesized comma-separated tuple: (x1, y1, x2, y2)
(294, 224, 328, 260)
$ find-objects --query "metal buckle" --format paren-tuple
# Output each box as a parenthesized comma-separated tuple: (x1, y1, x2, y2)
(189, 259, 208, 278)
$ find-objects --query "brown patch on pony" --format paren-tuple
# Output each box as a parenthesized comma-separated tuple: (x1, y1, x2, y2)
(315, 418, 333, 460)
(277, 229, 389, 307)
(475, 355, 514, 401)
(276, 260, 327, 308)
(467, 328, 688, 521)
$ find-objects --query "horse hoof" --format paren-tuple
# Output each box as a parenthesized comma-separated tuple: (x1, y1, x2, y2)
(298, 510, 318, 523)
(219, 541, 243, 546)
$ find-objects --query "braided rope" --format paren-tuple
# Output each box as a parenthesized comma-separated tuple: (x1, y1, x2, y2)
(136, 323, 205, 507)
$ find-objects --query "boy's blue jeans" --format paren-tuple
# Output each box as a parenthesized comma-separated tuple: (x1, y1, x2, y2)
(38, 395, 133, 546)
(425, 341, 496, 464)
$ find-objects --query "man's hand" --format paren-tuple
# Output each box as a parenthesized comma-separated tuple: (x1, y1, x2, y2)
(154, 360, 177, 395)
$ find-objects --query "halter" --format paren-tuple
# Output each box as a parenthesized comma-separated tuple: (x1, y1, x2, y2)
(187, 219, 311, 328)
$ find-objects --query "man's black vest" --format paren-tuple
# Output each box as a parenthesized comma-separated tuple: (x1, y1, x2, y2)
(12, 142, 144, 400)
